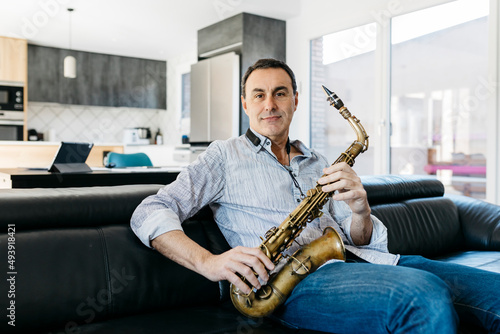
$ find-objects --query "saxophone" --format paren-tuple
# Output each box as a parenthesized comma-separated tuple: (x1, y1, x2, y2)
(230, 85, 369, 318)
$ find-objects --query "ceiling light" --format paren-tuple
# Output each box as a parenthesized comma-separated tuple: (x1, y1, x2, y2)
(64, 8, 76, 79)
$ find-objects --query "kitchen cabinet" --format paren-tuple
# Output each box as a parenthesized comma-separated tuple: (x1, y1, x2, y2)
(0, 36, 27, 83)
(26, 45, 59, 103)
(28, 45, 166, 109)
(197, 13, 286, 134)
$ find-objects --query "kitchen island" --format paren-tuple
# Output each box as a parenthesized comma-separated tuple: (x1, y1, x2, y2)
(0, 141, 190, 188)
(0, 167, 181, 189)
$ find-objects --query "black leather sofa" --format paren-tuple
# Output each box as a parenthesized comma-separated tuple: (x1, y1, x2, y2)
(1, 175, 499, 334)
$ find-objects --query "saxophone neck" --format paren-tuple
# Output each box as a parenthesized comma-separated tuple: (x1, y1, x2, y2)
(347, 113, 369, 153)
(322, 85, 369, 163)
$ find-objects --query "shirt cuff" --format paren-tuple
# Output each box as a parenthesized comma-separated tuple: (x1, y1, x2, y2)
(134, 209, 184, 248)
(367, 215, 389, 250)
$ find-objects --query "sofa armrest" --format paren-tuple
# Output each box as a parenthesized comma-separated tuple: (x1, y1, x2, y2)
(446, 194, 500, 251)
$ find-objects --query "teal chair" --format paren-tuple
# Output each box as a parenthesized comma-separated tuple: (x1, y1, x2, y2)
(106, 152, 153, 167)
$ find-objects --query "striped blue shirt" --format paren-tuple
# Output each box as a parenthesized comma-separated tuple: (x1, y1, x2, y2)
(131, 129, 399, 266)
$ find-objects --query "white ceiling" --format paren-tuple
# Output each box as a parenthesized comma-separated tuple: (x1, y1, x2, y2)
(0, 0, 301, 60)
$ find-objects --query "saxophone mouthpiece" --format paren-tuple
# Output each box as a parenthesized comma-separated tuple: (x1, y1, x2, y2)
(322, 85, 344, 110)
(321, 85, 333, 96)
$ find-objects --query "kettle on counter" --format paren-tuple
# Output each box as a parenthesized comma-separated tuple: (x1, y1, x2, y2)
(136, 127, 151, 139)
(123, 127, 151, 145)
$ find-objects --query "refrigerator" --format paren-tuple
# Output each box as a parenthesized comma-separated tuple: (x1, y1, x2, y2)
(189, 52, 240, 146)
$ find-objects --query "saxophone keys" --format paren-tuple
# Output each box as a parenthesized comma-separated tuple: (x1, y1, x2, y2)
(232, 286, 253, 307)
(260, 244, 272, 258)
(256, 284, 273, 299)
(306, 188, 317, 197)
(290, 255, 312, 276)
(233, 288, 251, 297)
(264, 226, 277, 239)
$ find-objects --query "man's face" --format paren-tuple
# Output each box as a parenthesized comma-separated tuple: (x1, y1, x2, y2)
(241, 68, 298, 141)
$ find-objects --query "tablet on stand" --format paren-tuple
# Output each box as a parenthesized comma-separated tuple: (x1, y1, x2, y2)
(48, 142, 94, 174)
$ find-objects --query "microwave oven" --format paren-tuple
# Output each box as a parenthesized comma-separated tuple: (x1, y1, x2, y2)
(0, 82, 24, 112)
(0, 82, 25, 140)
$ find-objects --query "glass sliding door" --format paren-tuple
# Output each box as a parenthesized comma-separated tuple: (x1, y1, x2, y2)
(310, 23, 377, 175)
(390, 0, 489, 199)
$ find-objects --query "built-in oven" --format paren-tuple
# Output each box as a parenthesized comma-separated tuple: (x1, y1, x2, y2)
(0, 82, 24, 112)
(0, 82, 25, 141)
(0, 122, 23, 140)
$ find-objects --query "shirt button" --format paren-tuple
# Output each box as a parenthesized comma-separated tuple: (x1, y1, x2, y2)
(296, 199, 300, 203)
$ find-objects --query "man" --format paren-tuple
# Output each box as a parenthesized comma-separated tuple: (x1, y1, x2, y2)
(131, 58, 499, 333)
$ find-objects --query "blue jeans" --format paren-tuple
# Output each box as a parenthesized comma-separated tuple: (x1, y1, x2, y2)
(273, 255, 500, 333)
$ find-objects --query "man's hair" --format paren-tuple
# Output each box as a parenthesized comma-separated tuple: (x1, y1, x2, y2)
(241, 58, 297, 98)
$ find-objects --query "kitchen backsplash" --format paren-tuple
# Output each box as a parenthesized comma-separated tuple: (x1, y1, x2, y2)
(27, 102, 179, 145)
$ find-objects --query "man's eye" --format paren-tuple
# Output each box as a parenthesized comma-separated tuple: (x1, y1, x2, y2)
(255, 94, 264, 99)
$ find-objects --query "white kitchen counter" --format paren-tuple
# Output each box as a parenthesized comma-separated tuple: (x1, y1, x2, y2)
(0, 141, 124, 168)
(0, 140, 123, 146)
(0, 141, 195, 168)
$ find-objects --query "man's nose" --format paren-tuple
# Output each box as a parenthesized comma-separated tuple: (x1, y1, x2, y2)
(264, 96, 277, 111)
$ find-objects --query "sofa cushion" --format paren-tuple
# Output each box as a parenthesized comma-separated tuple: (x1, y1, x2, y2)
(434, 251, 500, 274)
(43, 304, 294, 334)
(1, 228, 110, 333)
(101, 224, 220, 318)
(1, 223, 221, 334)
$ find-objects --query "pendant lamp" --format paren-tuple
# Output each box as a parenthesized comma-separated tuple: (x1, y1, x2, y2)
(64, 8, 76, 78)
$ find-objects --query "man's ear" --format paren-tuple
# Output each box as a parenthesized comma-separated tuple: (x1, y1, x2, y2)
(294, 91, 299, 112)
(241, 95, 249, 116)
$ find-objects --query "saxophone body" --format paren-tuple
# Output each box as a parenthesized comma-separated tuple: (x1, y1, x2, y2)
(230, 85, 369, 318)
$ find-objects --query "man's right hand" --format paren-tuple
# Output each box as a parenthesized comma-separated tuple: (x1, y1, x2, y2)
(152, 230, 274, 295)
(198, 246, 275, 295)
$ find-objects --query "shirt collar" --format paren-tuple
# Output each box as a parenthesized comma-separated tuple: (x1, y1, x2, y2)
(245, 128, 269, 153)
(245, 127, 313, 158)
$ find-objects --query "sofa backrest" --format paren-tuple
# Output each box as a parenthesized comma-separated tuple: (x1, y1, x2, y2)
(361, 175, 445, 204)
(0, 185, 222, 333)
(361, 175, 465, 257)
(1, 185, 163, 229)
